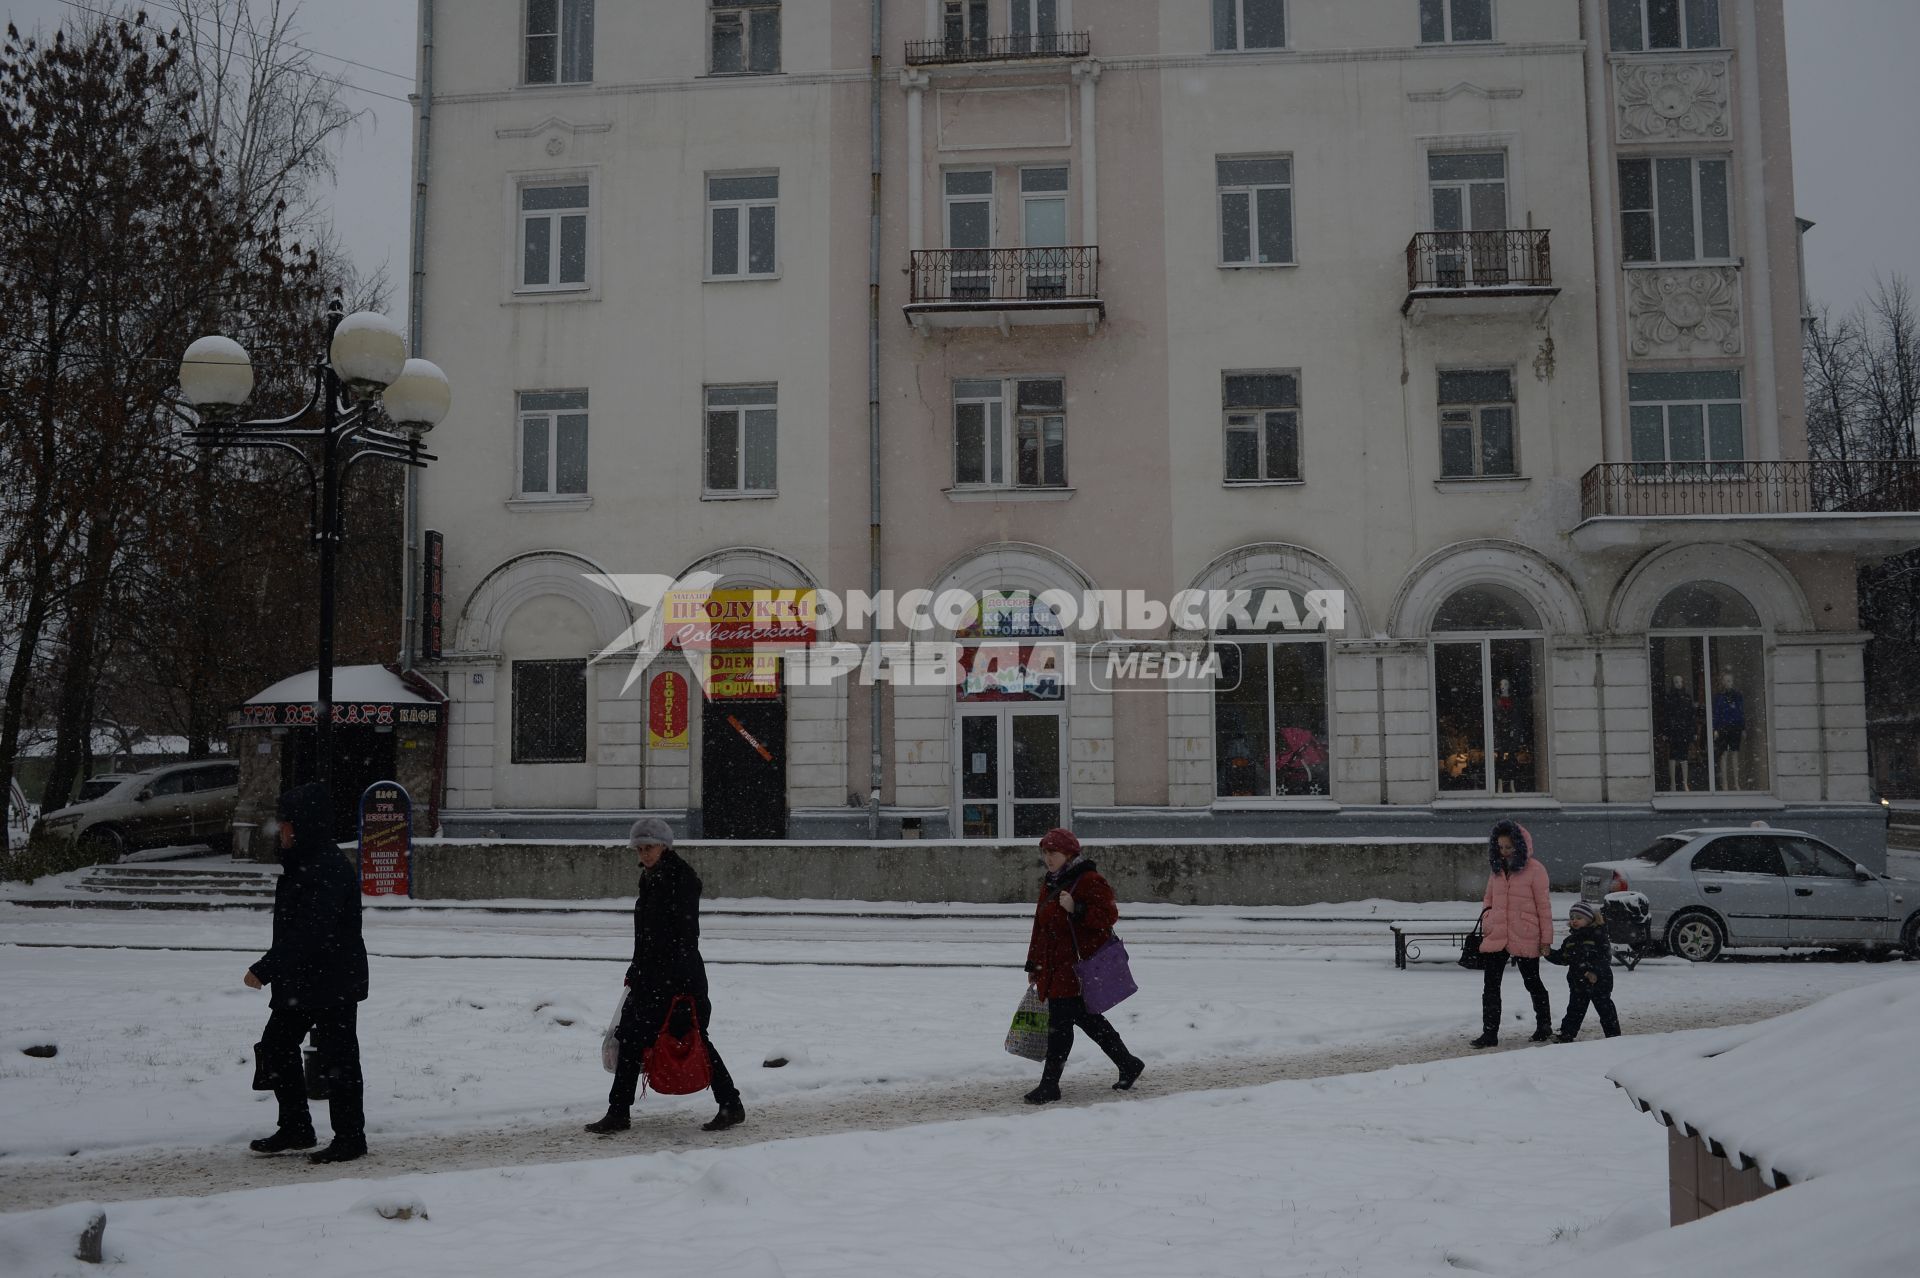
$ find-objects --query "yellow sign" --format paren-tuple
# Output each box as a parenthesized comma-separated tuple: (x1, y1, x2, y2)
(700, 650, 783, 700)
(664, 589, 820, 649)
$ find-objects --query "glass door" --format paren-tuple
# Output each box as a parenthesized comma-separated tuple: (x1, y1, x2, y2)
(1020, 167, 1068, 298)
(1428, 152, 1508, 284)
(945, 170, 994, 299)
(956, 706, 1064, 838)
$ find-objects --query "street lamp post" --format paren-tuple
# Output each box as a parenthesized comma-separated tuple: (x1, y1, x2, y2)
(178, 299, 451, 791)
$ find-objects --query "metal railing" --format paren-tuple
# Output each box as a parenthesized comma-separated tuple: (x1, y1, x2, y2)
(905, 31, 1090, 65)
(1579, 460, 1920, 520)
(1406, 229, 1552, 291)
(908, 246, 1099, 305)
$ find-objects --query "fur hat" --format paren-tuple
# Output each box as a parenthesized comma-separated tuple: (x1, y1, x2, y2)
(1569, 900, 1602, 924)
(628, 816, 675, 850)
(1038, 828, 1081, 857)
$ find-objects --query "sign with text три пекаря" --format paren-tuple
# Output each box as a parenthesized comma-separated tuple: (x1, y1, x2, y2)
(358, 781, 412, 897)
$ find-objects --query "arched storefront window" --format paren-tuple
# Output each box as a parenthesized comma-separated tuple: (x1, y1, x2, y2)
(1432, 584, 1547, 794)
(1649, 582, 1767, 793)
(1213, 588, 1331, 798)
(954, 589, 1067, 837)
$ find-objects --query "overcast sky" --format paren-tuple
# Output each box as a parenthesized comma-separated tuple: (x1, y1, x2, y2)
(6, 0, 1916, 326)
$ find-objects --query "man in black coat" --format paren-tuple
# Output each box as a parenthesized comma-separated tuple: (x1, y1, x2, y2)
(244, 782, 370, 1164)
(587, 817, 745, 1135)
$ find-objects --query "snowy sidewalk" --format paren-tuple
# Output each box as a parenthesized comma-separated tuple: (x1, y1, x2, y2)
(0, 992, 1829, 1212)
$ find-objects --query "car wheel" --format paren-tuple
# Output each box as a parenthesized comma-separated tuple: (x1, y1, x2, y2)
(1903, 913, 1920, 961)
(1666, 911, 1725, 963)
(81, 825, 127, 864)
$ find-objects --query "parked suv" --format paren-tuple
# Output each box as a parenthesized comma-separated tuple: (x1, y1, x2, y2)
(1580, 827, 1919, 962)
(35, 761, 240, 859)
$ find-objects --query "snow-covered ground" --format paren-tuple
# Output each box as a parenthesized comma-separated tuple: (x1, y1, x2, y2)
(2, 881, 1915, 1276)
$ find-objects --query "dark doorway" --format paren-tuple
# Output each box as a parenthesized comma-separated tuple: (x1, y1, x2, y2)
(282, 726, 398, 843)
(701, 699, 787, 839)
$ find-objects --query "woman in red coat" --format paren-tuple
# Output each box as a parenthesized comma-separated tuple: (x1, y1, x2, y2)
(1472, 819, 1555, 1048)
(1022, 828, 1145, 1105)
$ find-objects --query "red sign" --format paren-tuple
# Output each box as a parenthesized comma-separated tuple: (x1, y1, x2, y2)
(358, 781, 412, 897)
(663, 589, 820, 650)
(649, 671, 690, 748)
(700, 650, 782, 700)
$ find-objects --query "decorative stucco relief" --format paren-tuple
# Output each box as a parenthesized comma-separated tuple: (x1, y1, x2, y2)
(1625, 267, 1743, 357)
(1612, 59, 1730, 142)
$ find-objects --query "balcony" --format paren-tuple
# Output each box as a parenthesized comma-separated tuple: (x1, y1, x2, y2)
(1403, 229, 1558, 323)
(905, 246, 1103, 334)
(905, 31, 1090, 67)
(1572, 460, 1920, 554)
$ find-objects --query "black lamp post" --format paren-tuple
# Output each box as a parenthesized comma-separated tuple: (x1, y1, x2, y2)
(178, 299, 450, 789)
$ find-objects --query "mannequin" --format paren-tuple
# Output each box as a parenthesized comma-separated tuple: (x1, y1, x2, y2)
(1712, 671, 1746, 790)
(1659, 673, 1698, 791)
(1492, 677, 1524, 792)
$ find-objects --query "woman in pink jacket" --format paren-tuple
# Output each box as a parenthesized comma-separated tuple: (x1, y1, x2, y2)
(1472, 820, 1554, 1048)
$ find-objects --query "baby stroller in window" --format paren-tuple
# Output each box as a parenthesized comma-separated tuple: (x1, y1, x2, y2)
(1274, 727, 1330, 796)
(1603, 890, 1653, 971)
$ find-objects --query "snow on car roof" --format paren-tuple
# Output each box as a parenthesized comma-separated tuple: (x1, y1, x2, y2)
(1608, 977, 1920, 1190)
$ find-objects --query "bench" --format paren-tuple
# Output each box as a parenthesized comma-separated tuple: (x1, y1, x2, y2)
(1390, 921, 1479, 969)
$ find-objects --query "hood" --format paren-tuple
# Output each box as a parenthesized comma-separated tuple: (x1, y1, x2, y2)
(274, 782, 335, 868)
(1488, 820, 1534, 874)
(1047, 855, 1098, 891)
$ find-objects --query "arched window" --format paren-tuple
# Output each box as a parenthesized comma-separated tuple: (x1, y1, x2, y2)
(1649, 581, 1766, 793)
(1213, 588, 1331, 798)
(1432, 584, 1547, 795)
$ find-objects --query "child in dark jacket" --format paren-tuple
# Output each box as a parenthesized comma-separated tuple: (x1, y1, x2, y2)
(1545, 900, 1620, 1041)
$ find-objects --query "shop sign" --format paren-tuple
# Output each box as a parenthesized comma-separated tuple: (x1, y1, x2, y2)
(648, 671, 690, 748)
(664, 588, 820, 650)
(957, 590, 1066, 639)
(421, 530, 444, 661)
(358, 781, 412, 897)
(701, 650, 783, 700)
(956, 642, 1068, 702)
(231, 702, 441, 729)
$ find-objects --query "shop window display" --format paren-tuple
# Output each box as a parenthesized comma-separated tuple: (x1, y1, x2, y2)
(1212, 588, 1330, 798)
(1649, 582, 1766, 792)
(1431, 585, 1547, 794)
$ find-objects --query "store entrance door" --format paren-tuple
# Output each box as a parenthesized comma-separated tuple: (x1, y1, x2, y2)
(956, 706, 1064, 839)
(701, 699, 787, 839)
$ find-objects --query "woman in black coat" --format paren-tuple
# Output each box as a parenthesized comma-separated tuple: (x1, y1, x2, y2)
(586, 817, 744, 1134)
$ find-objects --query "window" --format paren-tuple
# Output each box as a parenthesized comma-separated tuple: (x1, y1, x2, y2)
(517, 391, 589, 497)
(942, 0, 989, 57)
(1011, 0, 1062, 53)
(711, 1, 781, 75)
(512, 659, 587, 764)
(945, 170, 994, 298)
(190, 765, 238, 792)
(1217, 156, 1294, 266)
(1779, 838, 1860, 878)
(1433, 585, 1546, 795)
(1214, 589, 1330, 799)
(1439, 370, 1516, 478)
(1420, 0, 1494, 43)
(1223, 372, 1300, 483)
(1608, 0, 1720, 51)
(708, 173, 778, 278)
(1021, 167, 1069, 297)
(1650, 581, 1767, 794)
(704, 385, 778, 495)
(1213, 0, 1286, 51)
(149, 771, 191, 798)
(954, 377, 1065, 489)
(525, 0, 594, 84)
(1629, 370, 1743, 473)
(1619, 157, 1731, 264)
(1691, 837, 1783, 876)
(519, 183, 589, 291)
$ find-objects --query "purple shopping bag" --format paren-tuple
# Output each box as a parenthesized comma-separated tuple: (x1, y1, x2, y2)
(1073, 936, 1138, 1015)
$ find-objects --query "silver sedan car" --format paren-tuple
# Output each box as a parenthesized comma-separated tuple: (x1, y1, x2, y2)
(1580, 827, 1918, 963)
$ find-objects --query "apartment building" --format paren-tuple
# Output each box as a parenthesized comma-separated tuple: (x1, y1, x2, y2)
(412, 1, 1910, 864)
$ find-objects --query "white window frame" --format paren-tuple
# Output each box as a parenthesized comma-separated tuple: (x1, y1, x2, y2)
(709, 1, 782, 75)
(1010, 0, 1065, 47)
(1216, 155, 1295, 268)
(703, 384, 779, 497)
(1438, 368, 1518, 479)
(1429, 630, 1550, 797)
(1212, 0, 1287, 52)
(1222, 370, 1301, 484)
(1608, 0, 1722, 52)
(706, 172, 779, 280)
(953, 376, 1066, 490)
(944, 168, 996, 249)
(1419, 0, 1496, 44)
(523, 0, 595, 85)
(1209, 619, 1333, 806)
(1629, 371, 1745, 474)
(515, 177, 592, 294)
(515, 390, 590, 499)
(1619, 155, 1734, 266)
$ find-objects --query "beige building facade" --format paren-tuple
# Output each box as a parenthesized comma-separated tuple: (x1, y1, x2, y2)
(413, 0, 1910, 870)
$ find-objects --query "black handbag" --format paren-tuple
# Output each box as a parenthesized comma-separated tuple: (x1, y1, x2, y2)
(251, 1041, 276, 1091)
(1458, 908, 1491, 970)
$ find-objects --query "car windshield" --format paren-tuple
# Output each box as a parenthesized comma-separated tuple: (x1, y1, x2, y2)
(75, 777, 125, 803)
(1633, 836, 1688, 864)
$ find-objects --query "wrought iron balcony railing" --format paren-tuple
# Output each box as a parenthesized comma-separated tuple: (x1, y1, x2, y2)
(1406, 229, 1553, 291)
(905, 31, 1090, 66)
(908, 246, 1099, 306)
(1579, 460, 1920, 520)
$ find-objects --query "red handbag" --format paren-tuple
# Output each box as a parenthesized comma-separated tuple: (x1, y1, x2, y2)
(641, 995, 713, 1096)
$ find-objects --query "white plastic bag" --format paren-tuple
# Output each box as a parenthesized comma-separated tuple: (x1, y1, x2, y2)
(601, 989, 627, 1074)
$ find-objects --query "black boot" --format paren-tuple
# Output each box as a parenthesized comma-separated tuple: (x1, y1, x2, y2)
(1113, 1056, 1146, 1091)
(1530, 1025, 1553, 1043)
(308, 1134, 367, 1164)
(1470, 1032, 1498, 1049)
(584, 1106, 631, 1135)
(249, 1123, 317, 1154)
(1024, 1079, 1062, 1105)
(701, 1101, 746, 1132)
